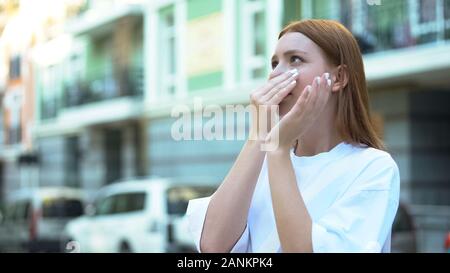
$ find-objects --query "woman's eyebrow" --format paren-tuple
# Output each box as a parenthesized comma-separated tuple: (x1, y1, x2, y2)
(284, 49, 308, 56)
(271, 49, 308, 61)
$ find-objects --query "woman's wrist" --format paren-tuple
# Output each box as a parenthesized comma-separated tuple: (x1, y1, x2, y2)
(267, 146, 291, 157)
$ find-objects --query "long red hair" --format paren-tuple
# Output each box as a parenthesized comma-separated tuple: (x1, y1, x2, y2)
(279, 19, 384, 150)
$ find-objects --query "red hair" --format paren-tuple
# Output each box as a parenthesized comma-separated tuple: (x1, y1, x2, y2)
(279, 19, 384, 150)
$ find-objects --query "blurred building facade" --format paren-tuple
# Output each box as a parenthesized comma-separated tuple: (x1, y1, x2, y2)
(0, 0, 449, 252)
(0, 0, 39, 202)
(32, 0, 145, 195)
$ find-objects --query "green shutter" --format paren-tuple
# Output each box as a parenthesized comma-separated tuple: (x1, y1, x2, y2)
(186, 0, 224, 92)
(187, 0, 222, 20)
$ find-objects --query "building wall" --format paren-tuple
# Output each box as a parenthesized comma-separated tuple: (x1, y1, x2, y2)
(3, 159, 20, 196)
(146, 114, 247, 182)
(79, 129, 105, 194)
(37, 136, 66, 187)
(371, 89, 412, 202)
(410, 90, 450, 206)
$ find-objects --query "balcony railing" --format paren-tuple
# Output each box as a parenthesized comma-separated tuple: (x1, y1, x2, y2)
(309, 0, 450, 54)
(63, 66, 143, 108)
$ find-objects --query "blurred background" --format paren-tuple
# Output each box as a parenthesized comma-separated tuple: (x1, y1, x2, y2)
(0, 0, 449, 253)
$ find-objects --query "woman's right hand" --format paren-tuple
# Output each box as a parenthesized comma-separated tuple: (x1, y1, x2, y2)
(248, 69, 299, 142)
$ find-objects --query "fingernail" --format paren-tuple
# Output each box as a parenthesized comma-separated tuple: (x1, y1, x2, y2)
(315, 77, 320, 84)
(327, 79, 332, 86)
(290, 80, 296, 85)
(325, 73, 330, 80)
(307, 85, 312, 92)
(289, 68, 298, 75)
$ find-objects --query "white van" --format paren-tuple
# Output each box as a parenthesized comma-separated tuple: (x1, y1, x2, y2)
(0, 187, 86, 252)
(63, 177, 216, 253)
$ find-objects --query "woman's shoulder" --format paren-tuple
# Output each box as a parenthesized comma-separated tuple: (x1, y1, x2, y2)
(348, 144, 400, 191)
(350, 143, 398, 169)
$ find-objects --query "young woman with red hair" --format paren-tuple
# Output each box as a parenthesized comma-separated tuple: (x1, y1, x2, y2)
(187, 19, 400, 253)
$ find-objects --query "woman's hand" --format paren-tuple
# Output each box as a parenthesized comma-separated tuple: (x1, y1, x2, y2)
(248, 69, 299, 142)
(265, 72, 332, 152)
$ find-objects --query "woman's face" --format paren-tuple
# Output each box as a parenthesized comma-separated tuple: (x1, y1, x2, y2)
(270, 32, 334, 116)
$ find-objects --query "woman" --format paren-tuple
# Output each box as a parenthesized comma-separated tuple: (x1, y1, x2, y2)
(186, 19, 400, 253)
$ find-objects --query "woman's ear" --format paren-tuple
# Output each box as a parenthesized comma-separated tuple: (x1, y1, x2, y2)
(331, 65, 349, 93)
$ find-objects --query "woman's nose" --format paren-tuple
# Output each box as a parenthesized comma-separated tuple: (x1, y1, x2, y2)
(268, 67, 286, 80)
(269, 67, 297, 80)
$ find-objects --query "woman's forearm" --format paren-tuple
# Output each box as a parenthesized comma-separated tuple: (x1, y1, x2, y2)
(200, 139, 266, 252)
(267, 149, 313, 252)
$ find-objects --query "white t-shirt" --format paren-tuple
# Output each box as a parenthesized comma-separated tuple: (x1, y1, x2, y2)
(186, 141, 400, 253)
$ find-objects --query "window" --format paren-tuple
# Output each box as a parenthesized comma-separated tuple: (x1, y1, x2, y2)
(64, 54, 83, 107)
(90, 35, 116, 101)
(96, 195, 115, 216)
(446, 0, 450, 20)
(419, 0, 437, 23)
(42, 198, 84, 218)
(65, 136, 81, 188)
(242, 0, 267, 80)
(159, 5, 177, 98)
(40, 65, 60, 120)
(410, 0, 450, 42)
(3, 89, 23, 144)
(3, 204, 16, 222)
(166, 185, 216, 215)
(114, 192, 146, 214)
(96, 192, 146, 215)
(104, 128, 122, 184)
(3, 201, 30, 222)
(9, 56, 21, 80)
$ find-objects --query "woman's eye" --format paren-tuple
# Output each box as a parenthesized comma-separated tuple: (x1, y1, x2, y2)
(290, 56, 303, 64)
(271, 61, 278, 69)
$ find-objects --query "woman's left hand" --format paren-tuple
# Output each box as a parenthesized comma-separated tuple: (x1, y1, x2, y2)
(265, 72, 333, 152)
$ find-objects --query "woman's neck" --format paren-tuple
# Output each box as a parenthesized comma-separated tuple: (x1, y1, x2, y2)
(294, 108, 343, 157)
(295, 134, 343, 157)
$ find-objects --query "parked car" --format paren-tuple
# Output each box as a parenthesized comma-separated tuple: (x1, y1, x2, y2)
(63, 177, 217, 253)
(391, 202, 417, 253)
(0, 187, 86, 253)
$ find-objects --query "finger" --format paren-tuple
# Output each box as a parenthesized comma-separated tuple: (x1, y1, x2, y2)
(325, 72, 332, 89)
(261, 74, 297, 102)
(266, 80, 297, 105)
(308, 76, 321, 107)
(289, 85, 311, 115)
(259, 69, 298, 95)
(316, 73, 332, 108)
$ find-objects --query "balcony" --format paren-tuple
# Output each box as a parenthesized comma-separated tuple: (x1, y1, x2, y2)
(63, 66, 143, 108)
(345, 0, 450, 54)
(66, 3, 143, 36)
(306, 0, 450, 54)
(334, 0, 450, 86)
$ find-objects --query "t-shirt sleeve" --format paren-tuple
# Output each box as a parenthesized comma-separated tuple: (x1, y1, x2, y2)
(186, 196, 251, 253)
(311, 156, 400, 253)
